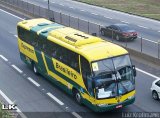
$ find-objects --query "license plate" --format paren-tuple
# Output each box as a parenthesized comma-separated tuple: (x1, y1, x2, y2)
(116, 105, 122, 109)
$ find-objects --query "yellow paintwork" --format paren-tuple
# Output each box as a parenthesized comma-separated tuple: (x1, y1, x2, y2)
(18, 38, 38, 62)
(17, 18, 52, 30)
(119, 90, 136, 102)
(79, 41, 128, 62)
(49, 27, 103, 46)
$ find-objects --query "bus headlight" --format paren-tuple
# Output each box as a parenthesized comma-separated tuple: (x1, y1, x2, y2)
(128, 95, 135, 100)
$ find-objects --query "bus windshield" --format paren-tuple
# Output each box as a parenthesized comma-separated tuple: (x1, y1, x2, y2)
(92, 55, 135, 99)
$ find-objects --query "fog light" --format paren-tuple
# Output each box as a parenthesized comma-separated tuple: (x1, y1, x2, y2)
(128, 95, 134, 99)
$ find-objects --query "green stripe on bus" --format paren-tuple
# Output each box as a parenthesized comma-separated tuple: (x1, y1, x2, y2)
(37, 51, 88, 94)
(30, 23, 63, 33)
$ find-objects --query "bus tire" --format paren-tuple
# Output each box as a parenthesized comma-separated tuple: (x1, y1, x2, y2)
(73, 89, 82, 105)
(32, 62, 39, 75)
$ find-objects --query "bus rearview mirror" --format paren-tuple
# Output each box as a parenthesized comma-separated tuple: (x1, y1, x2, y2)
(132, 65, 136, 77)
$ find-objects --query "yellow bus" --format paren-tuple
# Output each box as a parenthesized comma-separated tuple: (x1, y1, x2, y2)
(17, 18, 136, 112)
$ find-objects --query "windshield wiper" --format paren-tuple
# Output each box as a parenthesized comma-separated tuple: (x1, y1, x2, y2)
(116, 65, 131, 71)
(97, 70, 114, 76)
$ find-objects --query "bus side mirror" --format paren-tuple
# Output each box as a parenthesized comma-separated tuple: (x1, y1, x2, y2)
(132, 65, 136, 77)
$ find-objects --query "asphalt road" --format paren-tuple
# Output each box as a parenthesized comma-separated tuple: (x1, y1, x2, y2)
(0, 6, 160, 118)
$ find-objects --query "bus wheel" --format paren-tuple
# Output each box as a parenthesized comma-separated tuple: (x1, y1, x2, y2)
(73, 89, 82, 105)
(32, 63, 39, 75)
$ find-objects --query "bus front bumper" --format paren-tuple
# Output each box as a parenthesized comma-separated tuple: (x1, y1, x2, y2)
(85, 97, 135, 112)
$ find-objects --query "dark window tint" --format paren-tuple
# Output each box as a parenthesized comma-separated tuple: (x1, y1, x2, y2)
(156, 80, 160, 87)
(80, 56, 91, 89)
(17, 26, 38, 46)
(119, 25, 131, 31)
(36, 35, 47, 51)
(46, 40, 80, 73)
(108, 25, 114, 29)
(112, 25, 118, 31)
(30, 32, 38, 47)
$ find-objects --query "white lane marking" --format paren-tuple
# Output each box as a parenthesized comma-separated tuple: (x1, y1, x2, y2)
(0, 90, 27, 118)
(104, 16, 113, 19)
(0, 9, 24, 20)
(69, 7, 74, 9)
(89, 4, 160, 24)
(59, 4, 64, 6)
(138, 36, 158, 44)
(137, 25, 149, 29)
(158, 31, 160, 33)
(11, 65, 23, 74)
(72, 112, 82, 118)
(27, 77, 40, 87)
(14, 35, 18, 38)
(121, 21, 129, 24)
(0, 55, 8, 61)
(91, 13, 98, 15)
(80, 9, 85, 12)
(47, 92, 64, 105)
(136, 68, 160, 80)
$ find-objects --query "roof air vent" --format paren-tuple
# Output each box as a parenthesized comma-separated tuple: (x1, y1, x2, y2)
(38, 23, 49, 26)
(74, 33, 88, 39)
(65, 36, 77, 42)
(41, 30, 48, 33)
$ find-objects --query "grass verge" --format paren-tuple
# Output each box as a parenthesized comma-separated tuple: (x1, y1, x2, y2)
(74, 0, 160, 21)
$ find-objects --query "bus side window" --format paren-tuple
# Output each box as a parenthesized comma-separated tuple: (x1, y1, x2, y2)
(80, 56, 91, 93)
(30, 32, 38, 47)
(70, 53, 79, 73)
(45, 40, 80, 73)
(17, 26, 30, 43)
(17, 26, 24, 40)
(36, 35, 47, 51)
(67, 50, 80, 73)
(17, 26, 36, 46)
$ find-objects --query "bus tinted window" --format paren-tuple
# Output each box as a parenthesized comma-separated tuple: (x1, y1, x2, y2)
(17, 26, 37, 46)
(46, 40, 80, 73)
(81, 56, 91, 88)
(17, 26, 30, 43)
(36, 35, 47, 51)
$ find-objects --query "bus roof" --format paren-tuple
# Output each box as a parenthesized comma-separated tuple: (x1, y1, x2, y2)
(18, 18, 128, 62)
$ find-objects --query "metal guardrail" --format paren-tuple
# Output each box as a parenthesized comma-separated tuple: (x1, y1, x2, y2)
(1, 0, 160, 59)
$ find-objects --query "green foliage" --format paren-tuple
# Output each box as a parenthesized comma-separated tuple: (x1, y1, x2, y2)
(75, 0, 160, 20)
(0, 103, 12, 118)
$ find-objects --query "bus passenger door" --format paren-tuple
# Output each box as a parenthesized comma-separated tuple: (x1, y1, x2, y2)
(80, 56, 95, 101)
